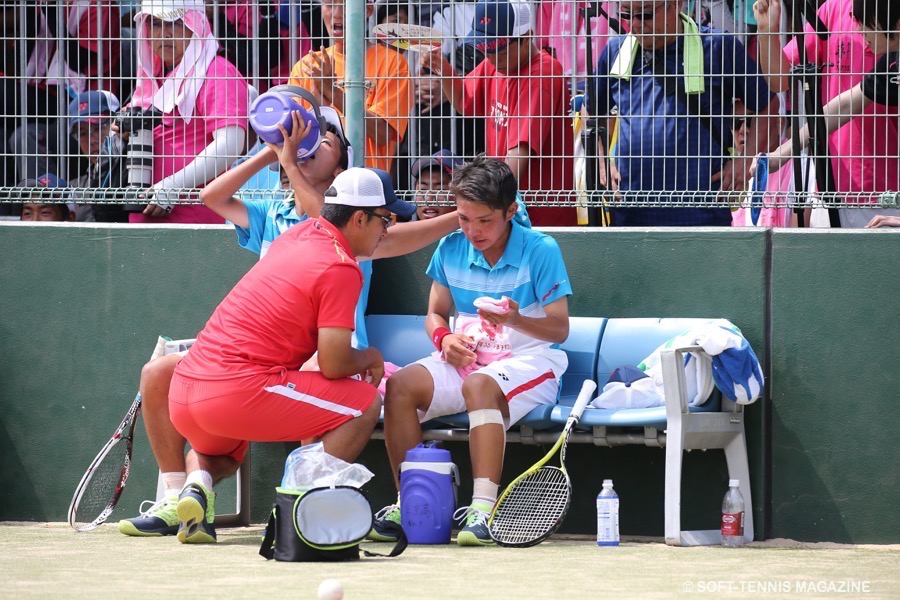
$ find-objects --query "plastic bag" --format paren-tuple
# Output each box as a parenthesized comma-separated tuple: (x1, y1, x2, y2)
(281, 442, 374, 491)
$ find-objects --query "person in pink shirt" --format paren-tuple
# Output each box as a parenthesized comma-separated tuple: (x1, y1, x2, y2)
(755, 0, 900, 227)
(534, 0, 612, 82)
(127, 0, 249, 224)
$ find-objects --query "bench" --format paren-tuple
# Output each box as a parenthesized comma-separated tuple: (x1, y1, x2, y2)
(367, 314, 754, 547)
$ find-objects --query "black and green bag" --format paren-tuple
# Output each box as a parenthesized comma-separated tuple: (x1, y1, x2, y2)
(259, 486, 407, 562)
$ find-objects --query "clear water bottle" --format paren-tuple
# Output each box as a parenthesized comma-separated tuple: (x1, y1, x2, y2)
(721, 479, 745, 547)
(596, 479, 619, 546)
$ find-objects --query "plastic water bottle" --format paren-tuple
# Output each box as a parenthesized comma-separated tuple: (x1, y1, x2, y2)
(596, 479, 619, 546)
(721, 479, 745, 547)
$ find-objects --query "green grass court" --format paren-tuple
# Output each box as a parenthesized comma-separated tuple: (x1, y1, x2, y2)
(2, 523, 897, 598)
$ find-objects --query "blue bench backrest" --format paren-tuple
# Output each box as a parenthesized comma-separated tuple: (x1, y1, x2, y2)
(596, 318, 724, 384)
(558, 317, 606, 401)
(366, 315, 606, 394)
(365, 315, 433, 367)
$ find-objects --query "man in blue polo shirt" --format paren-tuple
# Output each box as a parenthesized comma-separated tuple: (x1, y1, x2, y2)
(593, 0, 775, 226)
(374, 156, 572, 546)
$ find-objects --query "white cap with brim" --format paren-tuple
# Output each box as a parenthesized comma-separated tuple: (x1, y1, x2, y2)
(324, 168, 415, 218)
(590, 372, 662, 410)
(136, 0, 205, 21)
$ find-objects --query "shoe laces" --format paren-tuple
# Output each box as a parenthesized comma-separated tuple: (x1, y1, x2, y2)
(453, 505, 490, 527)
(374, 504, 400, 521)
(138, 497, 176, 517)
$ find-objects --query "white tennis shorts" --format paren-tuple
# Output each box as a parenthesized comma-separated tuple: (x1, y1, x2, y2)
(415, 351, 567, 429)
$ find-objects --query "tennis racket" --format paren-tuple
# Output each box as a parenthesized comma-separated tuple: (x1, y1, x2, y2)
(488, 379, 597, 547)
(67, 335, 170, 531)
(372, 23, 443, 52)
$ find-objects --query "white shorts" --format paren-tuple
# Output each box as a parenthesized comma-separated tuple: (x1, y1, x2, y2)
(415, 351, 567, 429)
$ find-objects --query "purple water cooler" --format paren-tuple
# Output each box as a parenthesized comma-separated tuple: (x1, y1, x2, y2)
(400, 443, 459, 544)
(248, 91, 320, 158)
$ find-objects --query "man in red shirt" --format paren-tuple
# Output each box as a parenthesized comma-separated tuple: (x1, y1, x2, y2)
(422, 0, 575, 226)
(167, 167, 415, 544)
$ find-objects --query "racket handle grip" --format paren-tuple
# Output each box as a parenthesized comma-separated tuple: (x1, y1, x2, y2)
(570, 379, 597, 422)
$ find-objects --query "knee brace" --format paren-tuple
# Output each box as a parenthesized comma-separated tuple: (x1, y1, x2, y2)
(469, 409, 504, 430)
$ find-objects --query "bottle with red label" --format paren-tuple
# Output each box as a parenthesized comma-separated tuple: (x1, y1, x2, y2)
(721, 479, 745, 547)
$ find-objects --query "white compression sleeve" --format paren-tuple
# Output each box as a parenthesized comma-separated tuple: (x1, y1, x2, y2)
(152, 125, 246, 206)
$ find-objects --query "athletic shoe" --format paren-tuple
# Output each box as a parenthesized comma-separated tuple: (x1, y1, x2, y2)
(117, 497, 179, 537)
(367, 503, 403, 542)
(176, 483, 217, 544)
(454, 504, 495, 546)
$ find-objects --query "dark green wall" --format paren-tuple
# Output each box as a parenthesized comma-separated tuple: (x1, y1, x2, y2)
(0, 224, 896, 543)
(769, 230, 900, 543)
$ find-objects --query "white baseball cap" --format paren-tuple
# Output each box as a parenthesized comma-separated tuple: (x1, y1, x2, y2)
(324, 168, 415, 218)
(136, 0, 205, 21)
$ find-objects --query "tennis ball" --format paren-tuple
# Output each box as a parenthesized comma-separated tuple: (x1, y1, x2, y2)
(317, 579, 344, 600)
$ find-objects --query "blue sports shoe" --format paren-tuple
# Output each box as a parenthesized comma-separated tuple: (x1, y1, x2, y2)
(454, 504, 495, 547)
(118, 497, 179, 537)
(176, 483, 217, 544)
(367, 503, 403, 542)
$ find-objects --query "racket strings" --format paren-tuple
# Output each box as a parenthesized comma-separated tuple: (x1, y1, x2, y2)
(73, 442, 129, 529)
(490, 467, 571, 545)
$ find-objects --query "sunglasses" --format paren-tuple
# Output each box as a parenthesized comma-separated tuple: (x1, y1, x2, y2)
(619, 3, 667, 21)
(362, 209, 392, 228)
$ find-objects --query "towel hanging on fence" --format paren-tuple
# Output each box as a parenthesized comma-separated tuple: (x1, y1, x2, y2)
(609, 13, 705, 95)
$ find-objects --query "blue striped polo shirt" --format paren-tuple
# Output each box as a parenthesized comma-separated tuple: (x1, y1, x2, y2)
(426, 220, 572, 356)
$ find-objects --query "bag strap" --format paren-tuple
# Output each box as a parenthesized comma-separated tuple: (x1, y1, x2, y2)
(259, 506, 278, 560)
(648, 52, 725, 151)
(362, 528, 409, 558)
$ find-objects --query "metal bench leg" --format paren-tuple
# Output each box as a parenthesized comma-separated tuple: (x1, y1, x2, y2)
(214, 447, 251, 527)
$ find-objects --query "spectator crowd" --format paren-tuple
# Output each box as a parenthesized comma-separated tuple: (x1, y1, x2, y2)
(0, 0, 897, 228)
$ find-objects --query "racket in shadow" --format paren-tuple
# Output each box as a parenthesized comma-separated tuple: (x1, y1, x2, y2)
(67, 335, 170, 531)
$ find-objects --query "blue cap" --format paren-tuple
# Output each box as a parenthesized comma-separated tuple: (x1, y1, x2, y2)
(367, 168, 416, 218)
(68, 90, 120, 132)
(18, 173, 69, 188)
(464, 0, 533, 54)
(411, 149, 463, 180)
(608, 365, 650, 387)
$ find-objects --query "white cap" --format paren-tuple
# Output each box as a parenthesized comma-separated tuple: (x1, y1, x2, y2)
(602, 479, 613, 486)
(136, 0, 205, 21)
(729, 479, 740, 487)
(320, 106, 354, 168)
(323, 168, 415, 217)
(591, 376, 661, 410)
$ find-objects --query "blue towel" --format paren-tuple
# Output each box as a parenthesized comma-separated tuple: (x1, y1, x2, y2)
(750, 154, 769, 226)
(707, 326, 764, 404)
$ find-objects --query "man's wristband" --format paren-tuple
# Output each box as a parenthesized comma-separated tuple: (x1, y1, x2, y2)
(432, 327, 451, 351)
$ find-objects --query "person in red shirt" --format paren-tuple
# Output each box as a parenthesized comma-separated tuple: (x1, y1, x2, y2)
(422, 0, 576, 226)
(167, 167, 416, 544)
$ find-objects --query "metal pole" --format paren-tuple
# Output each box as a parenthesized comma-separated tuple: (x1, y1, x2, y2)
(344, 0, 366, 167)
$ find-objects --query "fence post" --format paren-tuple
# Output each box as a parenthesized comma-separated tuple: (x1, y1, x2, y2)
(344, 0, 367, 167)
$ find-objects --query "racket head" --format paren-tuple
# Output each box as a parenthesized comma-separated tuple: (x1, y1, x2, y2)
(372, 23, 442, 52)
(67, 397, 141, 531)
(488, 466, 572, 547)
(67, 434, 134, 531)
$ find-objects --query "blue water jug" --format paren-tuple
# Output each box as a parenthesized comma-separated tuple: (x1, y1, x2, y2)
(399, 442, 459, 544)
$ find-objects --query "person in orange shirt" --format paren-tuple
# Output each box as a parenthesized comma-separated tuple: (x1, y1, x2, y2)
(288, 0, 413, 174)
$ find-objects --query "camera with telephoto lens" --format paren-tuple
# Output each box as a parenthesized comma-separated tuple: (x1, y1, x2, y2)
(115, 106, 162, 211)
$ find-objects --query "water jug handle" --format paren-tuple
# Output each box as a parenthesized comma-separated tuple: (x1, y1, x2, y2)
(450, 463, 460, 507)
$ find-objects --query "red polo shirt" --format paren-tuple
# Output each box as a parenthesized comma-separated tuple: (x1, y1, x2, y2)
(176, 217, 362, 380)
